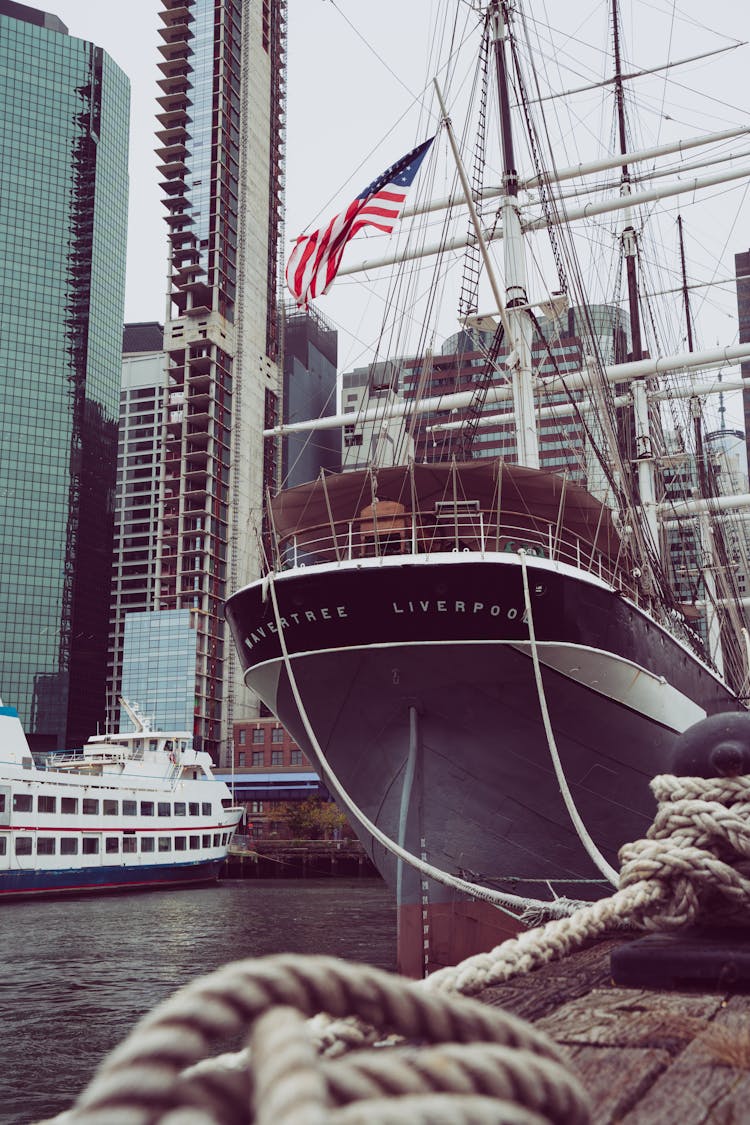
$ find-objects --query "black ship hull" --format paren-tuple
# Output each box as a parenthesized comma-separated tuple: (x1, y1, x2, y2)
(226, 554, 740, 974)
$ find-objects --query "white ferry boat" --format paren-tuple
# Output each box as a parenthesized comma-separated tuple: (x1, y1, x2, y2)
(0, 700, 243, 897)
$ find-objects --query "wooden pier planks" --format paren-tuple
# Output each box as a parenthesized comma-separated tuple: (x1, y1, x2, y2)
(479, 936, 750, 1123)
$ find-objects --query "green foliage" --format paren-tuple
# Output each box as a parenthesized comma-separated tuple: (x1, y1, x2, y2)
(281, 797, 348, 840)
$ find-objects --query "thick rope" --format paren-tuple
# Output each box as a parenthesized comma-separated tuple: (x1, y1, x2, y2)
(53, 954, 589, 1125)
(518, 550, 619, 886)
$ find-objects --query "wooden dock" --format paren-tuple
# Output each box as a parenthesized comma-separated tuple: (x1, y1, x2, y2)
(480, 934, 750, 1123)
(222, 838, 379, 879)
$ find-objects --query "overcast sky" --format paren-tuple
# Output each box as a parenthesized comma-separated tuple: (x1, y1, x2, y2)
(42, 0, 750, 403)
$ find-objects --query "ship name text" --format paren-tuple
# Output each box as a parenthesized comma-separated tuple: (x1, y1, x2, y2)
(392, 599, 528, 621)
(243, 605, 349, 651)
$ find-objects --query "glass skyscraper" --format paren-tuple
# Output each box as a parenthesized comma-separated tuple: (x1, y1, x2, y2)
(0, 1, 129, 749)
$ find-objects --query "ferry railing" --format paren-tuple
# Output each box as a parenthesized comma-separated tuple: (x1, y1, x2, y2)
(276, 509, 639, 601)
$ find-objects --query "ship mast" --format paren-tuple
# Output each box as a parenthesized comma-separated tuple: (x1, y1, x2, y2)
(490, 1, 539, 469)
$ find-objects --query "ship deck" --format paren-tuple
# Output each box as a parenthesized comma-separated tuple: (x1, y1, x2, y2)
(478, 933, 750, 1123)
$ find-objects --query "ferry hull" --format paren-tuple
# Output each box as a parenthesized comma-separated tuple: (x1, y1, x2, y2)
(0, 858, 225, 899)
(227, 557, 740, 975)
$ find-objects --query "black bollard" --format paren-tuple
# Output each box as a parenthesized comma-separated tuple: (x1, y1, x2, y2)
(611, 711, 750, 991)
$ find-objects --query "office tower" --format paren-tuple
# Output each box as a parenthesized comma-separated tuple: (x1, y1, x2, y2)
(155, 0, 286, 761)
(283, 304, 339, 488)
(0, 1, 129, 750)
(107, 324, 166, 727)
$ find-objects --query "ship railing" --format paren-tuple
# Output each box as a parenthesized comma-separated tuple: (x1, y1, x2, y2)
(276, 509, 639, 601)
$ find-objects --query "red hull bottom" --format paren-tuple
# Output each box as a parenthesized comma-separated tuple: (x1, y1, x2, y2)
(397, 898, 524, 978)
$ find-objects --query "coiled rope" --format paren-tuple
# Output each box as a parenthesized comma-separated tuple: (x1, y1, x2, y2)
(52, 954, 589, 1125)
(45, 766, 750, 1124)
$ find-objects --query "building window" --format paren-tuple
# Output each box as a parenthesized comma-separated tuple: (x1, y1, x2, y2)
(238, 729, 246, 745)
(252, 729, 264, 744)
(252, 751, 264, 767)
(290, 750, 303, 765)
(271, 728, 284, 743)
(271, 750, 283, 766)
(238, 752, 245, 766)
(250, 801, 264, 814)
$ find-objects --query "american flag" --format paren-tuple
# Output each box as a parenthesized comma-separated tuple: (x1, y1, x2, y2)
(286, 137, 434, 306)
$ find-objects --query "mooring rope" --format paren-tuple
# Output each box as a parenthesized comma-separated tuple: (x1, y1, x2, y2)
(518, 549, 619, 886)
(50, 954, 590, 1125)
(43, 765, 750, 1124)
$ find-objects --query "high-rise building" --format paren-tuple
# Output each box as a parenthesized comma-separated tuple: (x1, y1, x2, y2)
(282, 304, 339, 488)
(154, 0, 286, 761)
(107, 324, 166, 727)
(0, 0, 129, 750)
(735, 249, 750, 470)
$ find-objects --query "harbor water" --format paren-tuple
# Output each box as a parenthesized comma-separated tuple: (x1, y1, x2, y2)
(0, 879, 396, 1124)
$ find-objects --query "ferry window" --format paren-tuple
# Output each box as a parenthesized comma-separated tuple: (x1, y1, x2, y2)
(158, 802, 171, 817)
(174, 803, 186, 816)
(122, 800, 137, 816)
(38, 795, 56, 813)
(37, 838, 55, 855)
(60, 839, 78, 856)
(222, 833, 229, 845)
(175, 836, 187, 850)
(212, 833, 221, 846)
(0, 796, 4, 813)
(189, 803, 199, 816)
(141, 838, 155, 852)
(271, 751, 283, 766)
(141, 801, 154, 816)
(61, 797, 78, 814)
(271, 729, 284, 743)
(189, 835, 200, 849)
(122, 837, 137, 854)
(290, 750, 303, 765)
(201, 803, 212, 816)
(15, 837, 32, 855)
(252, 729, 264, 744)
(106, 838, 119, 853)
(82, 838, 99, 854)
(0, 836, 6, 855)
(103, 800, 119, 816)
(202, 834, 211, 847)
(252, 752, 264, 767)
(13, 794, 32, 813)
(158, 837, 171, 852)
(221, 798, 233, 809)
(82, 799, 99, 815)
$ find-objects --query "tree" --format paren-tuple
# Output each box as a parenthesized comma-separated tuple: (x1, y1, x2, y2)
(281, 797, 348, 840)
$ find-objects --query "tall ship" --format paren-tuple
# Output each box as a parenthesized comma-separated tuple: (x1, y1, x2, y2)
(0, 700, 243, 897)
(226, 0, 750, 975)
